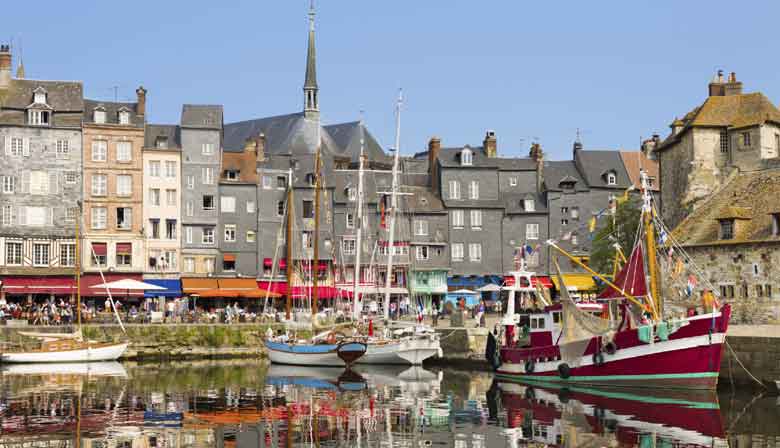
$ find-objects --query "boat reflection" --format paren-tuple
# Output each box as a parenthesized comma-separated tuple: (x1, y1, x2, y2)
(495, 379, 728, 448)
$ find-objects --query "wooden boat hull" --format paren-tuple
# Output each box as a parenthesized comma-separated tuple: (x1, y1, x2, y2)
(1, 342, 128, 363)
(497, 306, 730, 390)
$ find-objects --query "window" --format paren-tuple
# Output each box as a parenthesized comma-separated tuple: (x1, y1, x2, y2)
(719, 284, 735, 299)
(202, 227, 215, 244)
(767, 284, 773, 298)
(65, 172, 78, 184)
(527, 251, 540, 267)
(165, 161, 177, 178)
(277, 176, 287, 189)
(90, 243, 107, 266)
(461, 149, 473, 166)
(29, 171, 49, 195)
(6, 242, 22, 265)
(28, 109, 50, 126)
(342, 238, 356, 255)
(469, 243, 482, 262)
(116, 175, 132, 196)
(414, 219, 429, 236)
(262, 176, 272, 189)
(773, 213, 780, 236)
(223, 256, 236, 272)
(202, 195, 215, 210)
(469, 180, 480, 199)
(149, 219, 160, 239)
(202, 143, 215, 155)
(720, 129, 729, 154)
(185, 201, 194, 217)
(720, 219, 734, 240)
(225, 170, 239, 180)
(571, 233, 579, 245)
(416, 245, 429, 261)
(302, 200, 314, 218)
(162, 251, 177, 270)
(119, 110, 130, 125)
(1, 205, 11, 226)
(509, 177, 518, 187)
(92, 140, 107, 162)
(451, 243, 464, 262)
(247, 230, 256, 243)
(606, 172, 617, 185)
(183, 257, 195, 273)
(22, 206, 48, 226)
(33, 89, 47, 105)
(305, 173, 315, 186)
(186, 175, 195, 189)
(56, 140, 69, 157)
(776, 134, 780, 152)
(346, 213, 355, 229)
(202, 167, 214, 184)
(91, 207, 107, 229)
(148, 160, 160, 177)
(94, 109, 106, 124)
(166, 189, 176, 206)
(451, 210, 464, 228)
(246, 201, 255, 213)
(571, 207, 580, 219)
(470, 210, 482, 229)
(165, 219, 177, 239)
(184, 226, 193, 244)
(741, 132, 751, 147)
(149, 188, 160, 206)
(204, 257, 215, 273)
(116, 141, 132, 162)
(221, 196, 236, 213)
(524, 199, 535, 212)
(302, 231, 313, 249)
(116, 244, 132, 267)
(347, 187, 356, 201)
(116, 207, 132, 230)
(561, 218, 569, 226)
(2, 175, 14, 194)
(33, 243, 50, 267)
(224, 224, 237, 242)
(448, 180, 461, 200)
(756, 284, 764, 298)
(155, 136, 168, 149)
(277, 201, 285, 217)
(526, 223, 540, 240)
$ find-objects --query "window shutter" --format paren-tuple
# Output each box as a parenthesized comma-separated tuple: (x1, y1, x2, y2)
(4, 136, 10, 155)
(48, 172, 58, 195)
(21, 171, 30, 194)
(0, 135, 5, 155)
(22, 138, 30, 157)
(18, 206, 27, 226)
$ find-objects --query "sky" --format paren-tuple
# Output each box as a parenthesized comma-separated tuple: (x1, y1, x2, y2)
(5, 1, 780, 160)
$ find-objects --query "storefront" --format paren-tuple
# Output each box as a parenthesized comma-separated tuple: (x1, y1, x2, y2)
(143, 279, 183, 314)
(80, 273, 145, 307)
(550, 273, 598, 300)
(0, 276, 78, 302)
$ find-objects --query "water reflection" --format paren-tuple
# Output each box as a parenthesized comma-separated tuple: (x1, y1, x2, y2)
(0, 360, 776, 447)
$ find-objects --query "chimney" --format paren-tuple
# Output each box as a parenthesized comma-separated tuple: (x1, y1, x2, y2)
(529, 143, 544, 192)
(572, 139, 583, 158)
(0, 45, 11, 90)
(708, 69, 726, 97)
(724, 72, 743, 96)
(483, 130, 497, 157)
(255, 133, 266, 164)
(135, 86, 147, 118)
(428, 136, 441, 192)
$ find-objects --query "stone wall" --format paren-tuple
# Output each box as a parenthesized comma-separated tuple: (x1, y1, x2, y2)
(721, 326, 780, 388)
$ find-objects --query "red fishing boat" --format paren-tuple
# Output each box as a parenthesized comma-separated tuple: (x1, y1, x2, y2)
(490, 172, 731, 389)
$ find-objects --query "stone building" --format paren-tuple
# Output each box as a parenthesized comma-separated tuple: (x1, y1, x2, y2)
(0, 44, 83, 303)
(655, 71, 780, 228)
(180, 105, 223, 276)
(143, 124, 182, 278)
(81, 91, 147, 293)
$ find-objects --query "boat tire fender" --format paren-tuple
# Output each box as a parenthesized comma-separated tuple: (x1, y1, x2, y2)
(592, 351, 605, 367)
(524, 359, 535, 374)
(557, 363, 571, 379)
(604, 341, 618, 355)
(524, 387, 536, 400)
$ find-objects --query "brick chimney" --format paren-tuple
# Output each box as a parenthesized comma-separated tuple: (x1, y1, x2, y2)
(428, 136, 441, 192)
(483, 130, 497, 157)
(0, 45, 11, 90)
(255, 133, 266, 164)
(708, 70, 726, 97)
(529, 143, 544, 192)
(724, 72, 743, 96)
(135, 86, 147, 118)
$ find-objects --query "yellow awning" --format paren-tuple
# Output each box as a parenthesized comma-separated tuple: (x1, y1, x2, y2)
(551, 273, 597, 292)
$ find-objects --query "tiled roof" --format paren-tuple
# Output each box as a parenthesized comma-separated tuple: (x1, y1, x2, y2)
(672, 169, 780, 246)
(619, 151, 659, 192)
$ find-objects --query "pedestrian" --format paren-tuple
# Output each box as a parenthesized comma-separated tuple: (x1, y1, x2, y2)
(475, 300, 485, 328)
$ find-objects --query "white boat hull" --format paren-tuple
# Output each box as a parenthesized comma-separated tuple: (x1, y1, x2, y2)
(264, 344, 345, 367)
(1, 361, 128, 377)
(357, 337, 441, 365)
(1, 342, 128, 363)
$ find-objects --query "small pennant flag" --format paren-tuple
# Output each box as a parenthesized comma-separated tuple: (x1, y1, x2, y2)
(589, 216, 597, 233)
(658, 228, 669, 245)
(686, 274, 698, 296)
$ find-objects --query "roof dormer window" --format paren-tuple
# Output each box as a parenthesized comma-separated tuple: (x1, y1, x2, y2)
(224, 170, 239, 181)
(605, 171, 617, 186)
(155, 136, 168, 149)
(523, 199, 535, 212)
(118, 109, 130, 125)
(93, 106, 106, 124)
(33, 87, 47, 105)
(28, 109, 50, 126)
(461, 148, 473, 166)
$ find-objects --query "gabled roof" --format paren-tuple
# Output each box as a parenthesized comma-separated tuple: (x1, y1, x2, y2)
(83, 99, 143, 127)
(502, 192, 548, 215)
(543, 161, 588, 192)
(620, 151, 659, 192)
(575, 149, 632, 189)
(181, 104, 223, 130)
(144, 124, 181, 150)
(0, 79, 83, 112)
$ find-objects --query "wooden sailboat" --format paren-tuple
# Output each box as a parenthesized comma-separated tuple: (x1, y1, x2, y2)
(493, 171, 731, 389)
(1, 205, 129, 363)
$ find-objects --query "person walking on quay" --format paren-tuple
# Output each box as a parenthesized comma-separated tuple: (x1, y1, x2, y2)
(475, 300, 486, 328)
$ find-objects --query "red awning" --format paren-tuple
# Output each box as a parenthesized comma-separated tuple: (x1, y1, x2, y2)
(263, 258, 273, 268)
(116, 243, 132, 255)
(92, 243, 107, 256)
(80, 273, 144, 297)
(278, 259, 287, 269)
(257, 281, 337, 299)
(223, 254, 236, 262)
(1, 276, 77, 295)
(504, 275, 553, 289)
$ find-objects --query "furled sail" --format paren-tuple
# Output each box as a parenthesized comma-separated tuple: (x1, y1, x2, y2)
(598, 244, 647, 299)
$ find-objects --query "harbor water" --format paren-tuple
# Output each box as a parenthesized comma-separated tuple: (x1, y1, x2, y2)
(0, 359, 777, 447)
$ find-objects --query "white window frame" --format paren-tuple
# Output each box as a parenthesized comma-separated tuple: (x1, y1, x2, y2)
(448, 180, 461, 200)
(116, 141, 132, 162)
(148, 160, 161, 177)
(116, 207, 133, 230)
(185, 201, 194, 217)
(119, 110, 130, 125)
(470, 210, 482, 229)
(91, 174, 107, 197)
(524, 199, 535, 212)
(94, 110, 106, 124)
(149, 188, 160, 206)
(221, 196, 236, 213)
(32, 243, 50, 267)
(185, 226, 193, 244)
(416, 245, 429, 261)
(10, 137, 23, 156)
(606, 172, 617, 185)
(165, 161, 177, 179)
(461, 149, 473, 166)
(56, 140, 70, 157)
(202, 227, 215, 245)
(202, 143, 215, 155)
(202, 167, 214, 185)
(246, 201, 255, 213)
(451, 243, 464, 262)
(2, 175, 15, 194)
(469, 243, 482, 262)
(342, 238, 356, 256)
(166, 189, 177, 206)
(262, 176, 272, 189)
(224, 224, 237, 242)
(414, 219, 429, 236)
(91, 207, 107, 230)
(60, 243, 76, 267)
(526, 223, 540, 240)
(469, 180, 479, 200)
(509, 177, 518, 187)
(91, 140, 107, 162)
(451, 210, 464, 229)
(183, 257, 195, 273)
(346, 213, 355, 229)
(1, 205, 11, 226)
(186, 175, 195, 189)
(5, 242, 22, 265)
(116, 175, 132, 197)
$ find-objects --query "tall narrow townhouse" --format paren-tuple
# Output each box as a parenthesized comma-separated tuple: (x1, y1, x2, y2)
(143, 125, 182, 280)
(180, 105, 223, 276)
(0, 45, 83, 303)
(80, 89, 147, 302)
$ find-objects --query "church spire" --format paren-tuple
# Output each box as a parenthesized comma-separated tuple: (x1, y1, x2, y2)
(303, 0, 319, 119)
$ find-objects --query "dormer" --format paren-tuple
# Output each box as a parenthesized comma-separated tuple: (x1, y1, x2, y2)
(603, 169, 617, 186)
(460, 146, 473, 166)
(117, 107, 131, 125)
(93, 105, 107, 124)
(27, 87, 52, 126)
(345, 185, 356, 201)
(558, 175, 577, 191)
(522, 196, 535, 212)
(717, 206, 751, 241)
(33, 86, 47, 105)
(155, 136, 168, 149)
(224, 169, 239, 181)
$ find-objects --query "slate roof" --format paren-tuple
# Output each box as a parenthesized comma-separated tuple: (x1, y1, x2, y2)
(405, 186, 445, 213)
(181, 104, 223, 130)
(0, 79, 83, 127)
(672, 169, 780, 246)
(503, 192, 548, 215)
(574, 149, 632, 189)
(83, 99, 143, 127)
(418, 146, 536, 171)
(620, 151, 659, 192)
(542, 161, 588, 192)
(144, 124, 181, 150)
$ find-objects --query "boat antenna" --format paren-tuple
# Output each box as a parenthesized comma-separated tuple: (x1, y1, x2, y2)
(383, 89, 403, 321)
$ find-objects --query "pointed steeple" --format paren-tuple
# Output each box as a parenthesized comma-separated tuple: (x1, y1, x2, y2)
(303, 0, 319, 119)
(15, 57, 24, 79)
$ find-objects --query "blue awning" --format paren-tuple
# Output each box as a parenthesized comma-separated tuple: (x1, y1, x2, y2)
(143, 279, 182, 298)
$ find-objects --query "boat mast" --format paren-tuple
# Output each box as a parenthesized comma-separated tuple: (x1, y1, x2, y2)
(641, 171, 662, 319)
(313, 136, 321, 316)
(75, 203, 81, 330)
(286, 166, 294, 321)
(352, 114, 367, 320)
(383, 90, 403, 321)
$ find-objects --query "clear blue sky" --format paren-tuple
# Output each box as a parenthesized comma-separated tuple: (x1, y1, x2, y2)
(6, 1, 780, 160)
